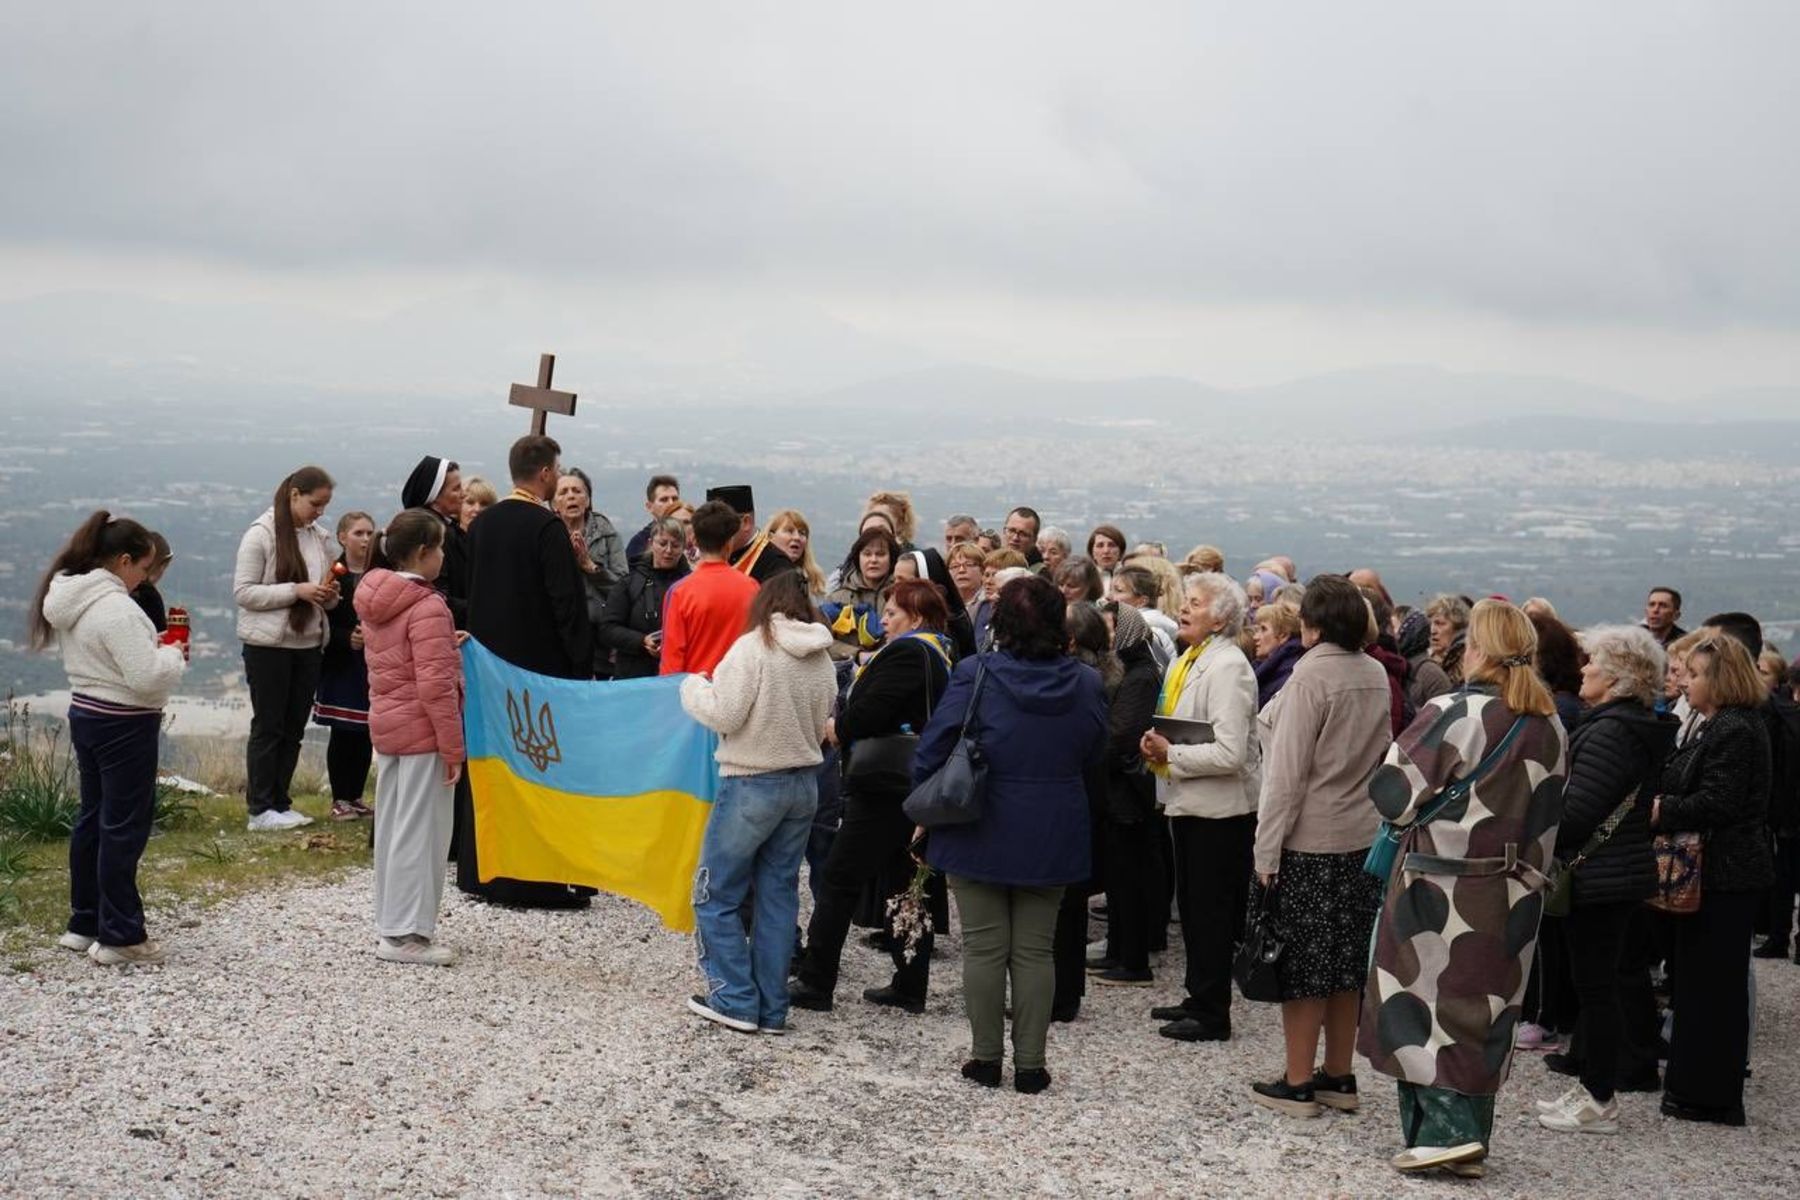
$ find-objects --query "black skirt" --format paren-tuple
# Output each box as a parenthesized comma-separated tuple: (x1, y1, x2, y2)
(1276, 847, 1382, 1001)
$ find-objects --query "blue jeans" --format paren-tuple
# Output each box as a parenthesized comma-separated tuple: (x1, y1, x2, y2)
(693, 768, 818, 1028)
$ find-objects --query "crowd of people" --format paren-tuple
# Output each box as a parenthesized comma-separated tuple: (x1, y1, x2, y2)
(23, 434, 1800, 1180)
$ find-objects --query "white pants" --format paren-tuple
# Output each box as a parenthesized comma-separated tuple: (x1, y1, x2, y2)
(373, 752, 454, 939)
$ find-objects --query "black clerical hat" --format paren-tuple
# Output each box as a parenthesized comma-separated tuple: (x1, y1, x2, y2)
(402, 456, 450, 509)
(705, 484, 755, 515)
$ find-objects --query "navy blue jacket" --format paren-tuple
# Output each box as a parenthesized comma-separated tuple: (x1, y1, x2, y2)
(917, 650, 1107, 887)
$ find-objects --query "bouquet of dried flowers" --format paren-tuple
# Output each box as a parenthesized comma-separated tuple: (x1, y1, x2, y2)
(885, 861, 937, 964)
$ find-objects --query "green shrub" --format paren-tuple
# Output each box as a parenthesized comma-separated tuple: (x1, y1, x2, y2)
(0, 837, 33, 878)
(151, 783, 199, 830)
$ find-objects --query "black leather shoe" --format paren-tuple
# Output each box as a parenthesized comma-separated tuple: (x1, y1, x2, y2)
(1159, 1017, 1230, 1042)
(1014, 1067, 1052, 1095)
(1615, 1068, 1662, 1093)
(1051, 1002, 1080, 1023)
(960, 1059, 1002, 1088)
(787, 981, 834, 1012)
(1661, 1094, 1746, 1127)
(1752, 939, 1790, 959)
(1543, 1052, 1580, 1077)
(1150, 1003, 1195, 1022)
(1084, 956, 1120, 974)
(863, 985, 925, 1014)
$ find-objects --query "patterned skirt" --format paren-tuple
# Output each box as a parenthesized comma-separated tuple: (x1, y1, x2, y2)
(1276, 847, 1383, 1001)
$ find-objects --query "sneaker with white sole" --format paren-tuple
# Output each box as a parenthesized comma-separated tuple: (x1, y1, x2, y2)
(1391, 1143, 1486, 1173)
(57, 932, 96, 953)
(89, 939, 167, 966)
(375, 937, 457, 966)
(1538, 1087, 1619, 1134)
(1535, 1082, 1588, 1114)
(246, 809, 291, 831)
(275, 809, 314, 828)
(687, 994, 757, 1034)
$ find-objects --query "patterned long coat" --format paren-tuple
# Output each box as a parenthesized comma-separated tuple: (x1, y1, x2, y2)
(1358, 685, 1567, 1095)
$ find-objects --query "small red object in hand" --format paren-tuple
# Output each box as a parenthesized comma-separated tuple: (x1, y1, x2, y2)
(331, 562, 349, 579)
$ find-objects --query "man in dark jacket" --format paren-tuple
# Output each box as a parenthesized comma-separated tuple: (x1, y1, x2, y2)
(1642, 587, 1686, 647)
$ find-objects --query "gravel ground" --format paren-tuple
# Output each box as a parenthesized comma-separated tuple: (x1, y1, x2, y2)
(3, 871, 1796, 1198)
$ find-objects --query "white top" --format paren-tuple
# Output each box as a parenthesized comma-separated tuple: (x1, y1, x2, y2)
(680, 616, 837, 777)
(233, 508, 337, 649)
(41, 570, 186, 709)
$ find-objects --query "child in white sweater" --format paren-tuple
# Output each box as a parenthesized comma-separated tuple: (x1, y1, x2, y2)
(30, 511, 187, 966)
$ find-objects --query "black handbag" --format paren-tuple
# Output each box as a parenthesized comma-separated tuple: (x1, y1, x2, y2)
(1232, 880, 1285, 1003)
(902, 657, 990, 828)
(842, 640, 940, 794)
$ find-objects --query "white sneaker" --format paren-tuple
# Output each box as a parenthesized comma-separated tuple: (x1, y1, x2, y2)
(274, 809, 313, 829)
(687, 994, 757, 1034)
(57, 932, 96, 953)
(375, 937, 457, 966)
(1535, 1082, 1588, 1114)
(89, 939, 168, 966)
(1538, 1087, 1619, 1134)
(246, 810, 291, 832)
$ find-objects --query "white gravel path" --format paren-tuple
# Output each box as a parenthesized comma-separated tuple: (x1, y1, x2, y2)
(3, 871, 1796, 1198)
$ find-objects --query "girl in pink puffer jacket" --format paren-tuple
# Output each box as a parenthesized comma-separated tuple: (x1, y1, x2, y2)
(354, 510, 465, 967)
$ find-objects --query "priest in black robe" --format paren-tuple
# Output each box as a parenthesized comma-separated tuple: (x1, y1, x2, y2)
(456, 434, 594, 908)
(707, 483, 793, 585)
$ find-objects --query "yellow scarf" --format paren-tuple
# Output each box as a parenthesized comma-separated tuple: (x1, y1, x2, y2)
(1152, 636, 1211, 776)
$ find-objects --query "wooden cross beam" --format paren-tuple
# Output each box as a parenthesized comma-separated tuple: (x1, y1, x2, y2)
(508, 352, 577, 437)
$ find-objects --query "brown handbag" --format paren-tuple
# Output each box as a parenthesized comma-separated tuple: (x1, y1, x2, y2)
(1646, 828, 1703, 914)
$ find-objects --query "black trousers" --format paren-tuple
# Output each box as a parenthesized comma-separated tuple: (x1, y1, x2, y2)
(67, 706, 160, 947)
(1172, 812, 1256, 1028)
(1666, 888, 1759, 1113)
(1052, 885, 1089, 1013)
(1524, 914, 1578, 1032)
(1103, 815, 1164, 971)
(242, 645, 321, 816)
(1764, 833, 1799, 950)
(325, 725, 372, 803)
(1152, 817, 1175, 953)
(799, 789, 933, 999)
(1564, 901, 1636, 1101)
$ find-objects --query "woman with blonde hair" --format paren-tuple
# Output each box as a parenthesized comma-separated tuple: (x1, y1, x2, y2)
(1653, 634, 1773, 1126)
(459, 477, 498, 532)
(1181, 545, 1225, 575)
(863, 490, 917, 548)
(1425, 593, 1472, 685)
(761, 509, 827, 596)
(1360, 599, 1567, 1177)
(1127, 555, 1185, 621)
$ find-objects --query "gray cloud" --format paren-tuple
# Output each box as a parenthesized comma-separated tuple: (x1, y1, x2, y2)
(2, 1, 1796, 334)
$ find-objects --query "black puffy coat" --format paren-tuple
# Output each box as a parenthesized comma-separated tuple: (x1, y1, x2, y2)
(595, 557, 689, 680)
(1556, 699, 1677, 907)
(1657, 705, 1775, 894)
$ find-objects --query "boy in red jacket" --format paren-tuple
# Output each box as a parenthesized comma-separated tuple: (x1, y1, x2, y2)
(660, 501, 760, 678)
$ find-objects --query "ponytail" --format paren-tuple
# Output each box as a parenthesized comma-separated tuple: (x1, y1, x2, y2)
(272, 465, 333, 632)
(1465, 599, 1556, 718)
(26, 510, 154, 650)
(371, 509, 445, 573)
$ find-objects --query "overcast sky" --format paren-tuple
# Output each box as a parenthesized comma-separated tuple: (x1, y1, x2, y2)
(1, 2, 1796, 399)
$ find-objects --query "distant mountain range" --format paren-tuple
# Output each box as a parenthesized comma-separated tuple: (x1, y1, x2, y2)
(2, 288, 1795, 442)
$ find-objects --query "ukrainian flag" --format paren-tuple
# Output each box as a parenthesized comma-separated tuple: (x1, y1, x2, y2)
(461, 640, 719, 931)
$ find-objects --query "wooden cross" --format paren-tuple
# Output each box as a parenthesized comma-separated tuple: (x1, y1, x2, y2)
(508, 352, 577, 437)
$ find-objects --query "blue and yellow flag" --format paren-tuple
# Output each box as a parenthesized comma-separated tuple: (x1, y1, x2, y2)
(461, 640, 719, 931)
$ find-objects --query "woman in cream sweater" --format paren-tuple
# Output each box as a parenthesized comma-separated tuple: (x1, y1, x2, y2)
(679, 572, 837, 1036)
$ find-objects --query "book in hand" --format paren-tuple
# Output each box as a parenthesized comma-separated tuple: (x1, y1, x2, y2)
(1151, 716, 1214, 745)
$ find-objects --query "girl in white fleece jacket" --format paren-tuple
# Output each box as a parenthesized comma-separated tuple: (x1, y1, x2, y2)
(234, 465, 339, 832)
(678, 572, 836, 1035)
(29, 511, 187, 966)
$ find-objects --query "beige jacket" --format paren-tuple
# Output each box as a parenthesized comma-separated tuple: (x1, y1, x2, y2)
(680, 616, 837, 777)
(1253, 644, 1392, 874)
(233, 509, 337, 649)
(1157, 638, 1261, 819)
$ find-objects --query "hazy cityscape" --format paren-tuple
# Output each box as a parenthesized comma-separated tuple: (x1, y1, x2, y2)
(5, 360, 1798, 719)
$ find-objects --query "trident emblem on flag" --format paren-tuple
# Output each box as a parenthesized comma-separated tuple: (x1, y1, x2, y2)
(506, 688, 561, 773)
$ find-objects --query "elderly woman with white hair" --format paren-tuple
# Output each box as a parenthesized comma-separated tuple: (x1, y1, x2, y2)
(1138, 570, 1260, 1043)
(1536, 625, 1679, 1134)
(1037, 527, 1072, 575)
